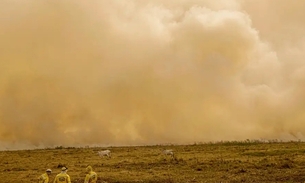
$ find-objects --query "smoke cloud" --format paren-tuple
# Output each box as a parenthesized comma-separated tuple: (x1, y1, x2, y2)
(1, 0, 305, 149)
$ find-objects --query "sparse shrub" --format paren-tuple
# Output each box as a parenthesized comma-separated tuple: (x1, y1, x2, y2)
(195, 167, 203, 171)
(55, 146, 64, 149)
(57, 163, 66, 168)
(11, 167, 26, 171)
(237, 168, 247, 173)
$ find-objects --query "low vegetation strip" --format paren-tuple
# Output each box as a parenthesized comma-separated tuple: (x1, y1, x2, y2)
(1, 141, 305, 182)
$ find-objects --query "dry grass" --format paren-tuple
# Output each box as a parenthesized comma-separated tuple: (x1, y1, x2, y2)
(1, 141, 305, 183)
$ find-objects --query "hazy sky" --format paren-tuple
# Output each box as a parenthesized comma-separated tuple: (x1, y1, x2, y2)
(1, 0, 305, 149)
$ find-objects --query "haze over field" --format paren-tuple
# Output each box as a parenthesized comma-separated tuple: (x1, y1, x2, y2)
(1, 0, 305, 150)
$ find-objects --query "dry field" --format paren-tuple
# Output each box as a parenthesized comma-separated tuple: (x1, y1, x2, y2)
(1, 141, 305, 183)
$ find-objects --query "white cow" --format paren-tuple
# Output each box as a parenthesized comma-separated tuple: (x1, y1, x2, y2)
(98, 150, 111, 158)
(162, 149, 174, 158)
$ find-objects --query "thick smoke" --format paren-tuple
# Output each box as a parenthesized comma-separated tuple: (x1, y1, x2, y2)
(0, 0, 305, 149)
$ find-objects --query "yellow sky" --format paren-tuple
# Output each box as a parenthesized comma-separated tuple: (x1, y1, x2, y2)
(0, 0, 305, 149)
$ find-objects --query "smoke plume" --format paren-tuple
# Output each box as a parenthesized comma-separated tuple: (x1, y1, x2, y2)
(1, 0, 305, 149)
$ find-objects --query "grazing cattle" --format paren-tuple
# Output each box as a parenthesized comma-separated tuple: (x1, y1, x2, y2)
(98, 150, 111, 158)
(162, 149, 174, 158)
